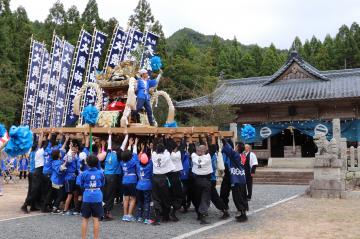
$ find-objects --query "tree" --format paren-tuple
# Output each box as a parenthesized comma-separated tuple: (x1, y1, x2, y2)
(249, 44, 263, 74)
(128, 0, 154, 32)
(291, 36, 303, 55)
(261, 43, 281, 75)
(334, 24, 360, 69)
(45, 0, 66, 25)
(240, 52, 256, 77)
(81, 0, 103, 30)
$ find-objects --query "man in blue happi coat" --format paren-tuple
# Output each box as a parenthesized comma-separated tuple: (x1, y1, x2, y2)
(135, 69, 162, 126)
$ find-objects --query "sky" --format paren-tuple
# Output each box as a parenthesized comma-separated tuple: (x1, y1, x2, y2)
(10, 0, 360, 49)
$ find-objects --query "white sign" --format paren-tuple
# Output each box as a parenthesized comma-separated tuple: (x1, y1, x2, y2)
(314, 124, 328, 136)
(260, 127, 272, 138)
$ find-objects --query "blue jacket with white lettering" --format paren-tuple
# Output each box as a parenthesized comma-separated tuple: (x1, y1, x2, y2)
(136, 78, 157, 100)
(222, 142, 246, 186)
(80, 167, 105, 203)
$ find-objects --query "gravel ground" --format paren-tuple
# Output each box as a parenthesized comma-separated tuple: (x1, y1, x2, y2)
(0, 184, 306, 239)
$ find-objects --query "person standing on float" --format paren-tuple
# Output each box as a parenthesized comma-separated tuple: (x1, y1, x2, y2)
(135, 69, 162, 126)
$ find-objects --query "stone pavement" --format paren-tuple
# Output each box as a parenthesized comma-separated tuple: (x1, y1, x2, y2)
(0, 179, 306, 239)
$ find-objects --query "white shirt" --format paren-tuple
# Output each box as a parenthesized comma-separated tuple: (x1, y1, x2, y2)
(191, 153, 213, 175)
(171, 151, 183, 172)
(152, 150, 175, 175)
(34, 148, 45, 168)
(245, 152, 258, 169)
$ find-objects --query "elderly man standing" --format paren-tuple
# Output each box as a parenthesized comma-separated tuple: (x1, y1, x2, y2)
(135, 69, 162, 126)
(244, 144, 258, 201)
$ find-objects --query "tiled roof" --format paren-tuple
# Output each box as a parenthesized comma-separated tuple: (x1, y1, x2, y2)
(175, 65, 360, 108)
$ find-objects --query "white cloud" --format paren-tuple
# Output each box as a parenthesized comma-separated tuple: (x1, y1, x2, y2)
(10, 0, 360, 49)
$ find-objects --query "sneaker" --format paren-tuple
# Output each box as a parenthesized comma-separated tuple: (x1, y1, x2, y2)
(62, 211, 73, 216)
(137, 217, 143, 223)
(128, 215, 136, 222)
(144, 219, 153, 225)
(72, 211, 79, 216)
(52, 208, 62, 214)
(220, 210, 230, 220)
(122, 215, 129, 221)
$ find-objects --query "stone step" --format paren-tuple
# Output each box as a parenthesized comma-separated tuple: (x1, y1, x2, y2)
(253, 170, 314, 185)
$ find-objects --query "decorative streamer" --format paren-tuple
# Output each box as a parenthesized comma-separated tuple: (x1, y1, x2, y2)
(4, 126, 33, 157)
(51, 40, 75, 127)
(21, 37, 45, 126)
(42, 35, 63, 127)
(63, 29, 92, 126)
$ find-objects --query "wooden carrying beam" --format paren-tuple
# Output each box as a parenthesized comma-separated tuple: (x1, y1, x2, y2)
(31, 127, 233, 138)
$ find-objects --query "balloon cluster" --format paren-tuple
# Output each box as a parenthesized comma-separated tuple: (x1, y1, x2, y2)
(82, 105, 99, 126)
(241, 124, 256, 141)
(5, 125, 33, 157)
(0, 124, 6, 138)
(150, 56, 162, 72)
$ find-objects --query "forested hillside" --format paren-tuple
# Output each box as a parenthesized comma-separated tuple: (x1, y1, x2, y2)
(0, 0, 359, 126)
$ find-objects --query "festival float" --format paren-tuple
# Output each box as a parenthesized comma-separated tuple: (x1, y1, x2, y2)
(19, 25, 233, 140)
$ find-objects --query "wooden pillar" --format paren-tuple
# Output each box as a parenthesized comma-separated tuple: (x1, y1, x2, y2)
(229, 123, 238, 144)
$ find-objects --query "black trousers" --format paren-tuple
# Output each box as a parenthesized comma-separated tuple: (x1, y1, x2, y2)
(220, 170, 231, 210)
(232, 184, 249, 211)
(53, 186, 65, 209)
(25, 168, 42, 207)
(211, 180, 226, 211)
(152, 174, 171, 217)
(103, 174, 119, 213)
(167, 171, 183, 210)
(19, 171, 27, 179)
(181, 179, 192, 209)
(41, 174, 53, 209)
(193, 175, 211, 215)
(246, 176, 253, 199)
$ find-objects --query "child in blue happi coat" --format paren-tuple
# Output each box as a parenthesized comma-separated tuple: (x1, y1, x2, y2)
(50, 149, 66, 214)
(18, 155, 29, 180)
(80, 155, 105, 239)
(136, 147, 153, 224)
(120, 137, 138, 222)
(63, 137, 81, 215)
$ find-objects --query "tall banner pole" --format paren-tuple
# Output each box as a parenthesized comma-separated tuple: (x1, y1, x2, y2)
(21, 35, 34, 126)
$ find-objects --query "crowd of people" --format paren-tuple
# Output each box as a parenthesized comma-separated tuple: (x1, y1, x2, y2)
(18, 131, 257, 238)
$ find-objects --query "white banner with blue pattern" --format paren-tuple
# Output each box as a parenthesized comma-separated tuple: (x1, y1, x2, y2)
(51, 41, 74, 127)
(63, 30, 92, 126)
(32, 48, 50, 128)
(21, 39, 45, 126)
(42, 36, 63, 127)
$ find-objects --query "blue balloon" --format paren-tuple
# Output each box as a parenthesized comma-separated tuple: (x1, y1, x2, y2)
(82, 105, 99, 126)
(5, 125, 33, 157)
(241, 124, 256, 141)
(0, 124, 6, 138)
(163, 121, 178, 128)
(150, 56, 162, 72)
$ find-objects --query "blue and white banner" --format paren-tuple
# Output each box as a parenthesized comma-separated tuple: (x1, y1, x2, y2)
(21, 39, 45, 126)
(43, 36, 63, 128)
(63, 30, 92, 126)
(239, 120, 360, 143)
(104, 25, 126, 69)
(121, 28, 144, 62)
(140, 31, 159, 69)
(82, 30, 107, 107)
(32, 48, 50, 128)
(52, 41, 74, 127)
